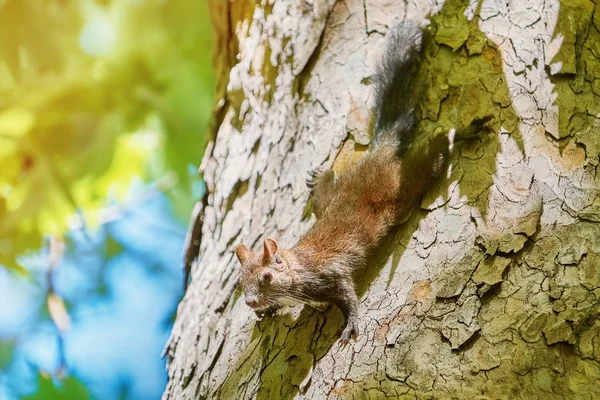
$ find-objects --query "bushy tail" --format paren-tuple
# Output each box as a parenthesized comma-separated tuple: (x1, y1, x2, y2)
(372, 22, 423, 156)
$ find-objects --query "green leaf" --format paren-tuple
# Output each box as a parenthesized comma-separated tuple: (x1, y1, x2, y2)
(0, 339, 16, 369)
(0, 0, 213, 268)
(24, 375, 91, 400)
(104, 232, 124, 259)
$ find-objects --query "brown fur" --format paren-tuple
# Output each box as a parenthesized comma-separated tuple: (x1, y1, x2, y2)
(234, 22, 488, 343)
(234, 131, 468, 343)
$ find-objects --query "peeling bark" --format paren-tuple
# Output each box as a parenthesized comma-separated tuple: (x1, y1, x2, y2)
(163, 0, 600, 398)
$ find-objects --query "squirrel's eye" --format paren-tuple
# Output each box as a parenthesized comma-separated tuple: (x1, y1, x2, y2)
(274, 255, 282, 264)
(261, 271, 273, 284)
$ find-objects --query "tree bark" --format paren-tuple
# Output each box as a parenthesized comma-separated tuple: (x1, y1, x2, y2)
(163, 0, 600, 398)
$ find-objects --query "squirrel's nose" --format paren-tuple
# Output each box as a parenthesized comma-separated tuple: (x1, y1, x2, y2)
(245, 297, 258, 308)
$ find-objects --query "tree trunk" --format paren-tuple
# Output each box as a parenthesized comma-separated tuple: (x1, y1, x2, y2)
(163, 0, 600, 398)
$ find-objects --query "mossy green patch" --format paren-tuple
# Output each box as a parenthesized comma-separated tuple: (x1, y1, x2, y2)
(549, 0, 600, 143)
(420, 0, 518, 136)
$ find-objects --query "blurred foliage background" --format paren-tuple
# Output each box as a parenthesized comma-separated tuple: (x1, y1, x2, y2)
(0, 0, 213, 398)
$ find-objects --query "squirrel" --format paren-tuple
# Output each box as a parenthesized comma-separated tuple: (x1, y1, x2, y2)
(234, 21, 490, 344)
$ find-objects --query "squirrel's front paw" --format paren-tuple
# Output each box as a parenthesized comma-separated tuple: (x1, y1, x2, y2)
(255, 305, 280, 320)
(340, 318, 359, 345)
(255, 310, 267, 320)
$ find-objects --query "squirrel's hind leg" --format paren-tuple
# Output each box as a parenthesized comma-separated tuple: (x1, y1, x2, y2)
(307, 168, 335, 218)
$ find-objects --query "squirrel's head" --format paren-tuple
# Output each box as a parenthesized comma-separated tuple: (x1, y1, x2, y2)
(235, 237, 294, 311)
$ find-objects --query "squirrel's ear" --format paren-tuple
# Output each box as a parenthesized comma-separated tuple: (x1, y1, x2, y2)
(263, 237, 279, 261)
(235, 244, 252, 265)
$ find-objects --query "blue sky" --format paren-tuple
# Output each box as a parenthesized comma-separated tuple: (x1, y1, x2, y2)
(0, 188, 186, 400)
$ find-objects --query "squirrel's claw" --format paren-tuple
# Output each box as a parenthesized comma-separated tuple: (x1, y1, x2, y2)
(255, 305, 280, 320)
(339, 319, 359, 345)
(306, 166, 325, 189)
